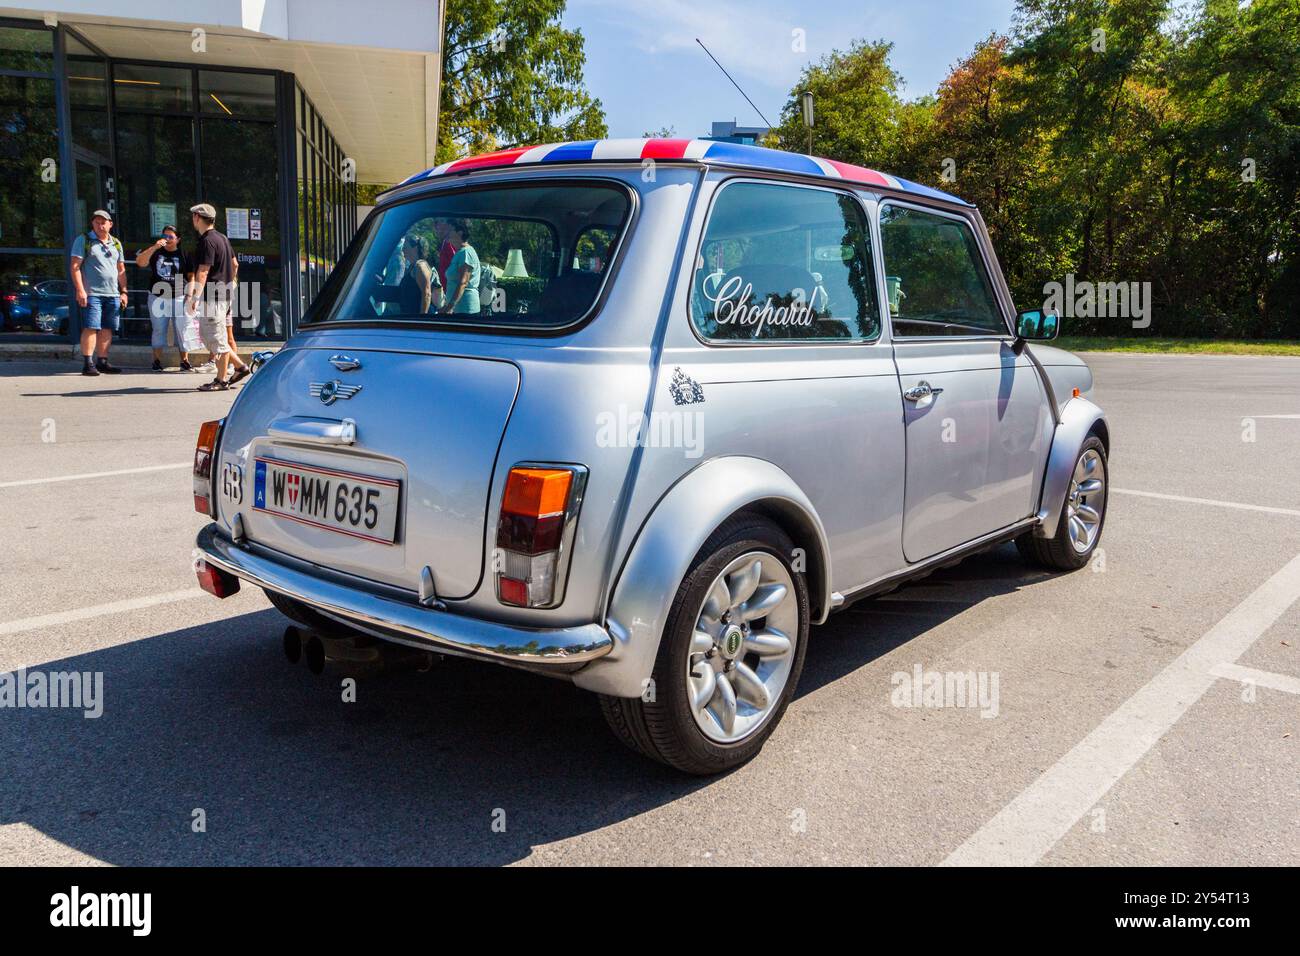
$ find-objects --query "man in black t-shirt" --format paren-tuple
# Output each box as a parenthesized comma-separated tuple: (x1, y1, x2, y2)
(186, 203, 244, 391)
(135, 224, 196, 371)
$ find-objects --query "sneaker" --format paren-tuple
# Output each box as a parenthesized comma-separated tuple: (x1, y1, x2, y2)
(95, 358, 122, 374)
(194, 361, 216, 374)
(179, 360, 193, 372)
(227, 365, 251, 386)
(81, 361, 100, 377)
(151, 359, 164, 372)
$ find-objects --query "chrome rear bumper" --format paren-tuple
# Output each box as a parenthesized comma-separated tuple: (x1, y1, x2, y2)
(195, 523, 613, 665)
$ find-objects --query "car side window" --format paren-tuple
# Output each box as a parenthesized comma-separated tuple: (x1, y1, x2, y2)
(691, 181, 880, 342)
(879, 205, 1006, 337)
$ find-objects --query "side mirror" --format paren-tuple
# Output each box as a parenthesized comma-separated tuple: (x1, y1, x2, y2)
(1015, 308, 1059, 341)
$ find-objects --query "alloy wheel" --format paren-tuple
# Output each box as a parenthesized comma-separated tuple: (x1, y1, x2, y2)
(686, 551, 798, 744)
(1066, 448, 1105, 553)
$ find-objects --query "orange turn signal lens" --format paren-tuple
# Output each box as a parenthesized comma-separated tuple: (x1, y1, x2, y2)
(502, 467, 573, 517)
(195, 420, 220, 472)
(193, 419, 222, 515)
(1072, 387, 1081, 398)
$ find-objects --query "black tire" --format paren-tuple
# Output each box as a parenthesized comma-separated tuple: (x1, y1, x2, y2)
(1017, 435, 1108, 571)
(599, 513, 810, 775)
(263, 588, 345, 633)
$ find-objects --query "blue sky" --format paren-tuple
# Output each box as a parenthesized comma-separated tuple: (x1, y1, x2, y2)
(563, 0, 1019, 138)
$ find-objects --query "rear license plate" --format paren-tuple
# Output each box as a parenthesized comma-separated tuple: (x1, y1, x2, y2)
(253, 457, 400, 544)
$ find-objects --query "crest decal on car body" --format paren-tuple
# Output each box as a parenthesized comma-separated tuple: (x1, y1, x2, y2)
(668, 367, 705, 406)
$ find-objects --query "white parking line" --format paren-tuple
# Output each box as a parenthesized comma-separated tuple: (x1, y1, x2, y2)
(942, 550, 1300, 867)
(0, 589, 205, 637)
(0, 463, 190, 489)
(1210, 662, 1300, 696)
(1113, 488, 1300, 518)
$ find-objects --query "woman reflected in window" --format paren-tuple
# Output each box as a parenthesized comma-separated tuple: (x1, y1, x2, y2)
(373, 234, 438, 316)
(439, 219, 481, 315)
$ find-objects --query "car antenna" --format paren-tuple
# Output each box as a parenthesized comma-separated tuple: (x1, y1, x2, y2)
(695, 38, 774, 130)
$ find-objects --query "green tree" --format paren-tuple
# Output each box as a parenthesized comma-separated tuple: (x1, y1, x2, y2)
(1168, 0, 1300, 335)
(766, 0, 1300, 337)
(1005, 0, 1173, 308)
(770, 40, 903, 166)
(438, 0, 607, 163)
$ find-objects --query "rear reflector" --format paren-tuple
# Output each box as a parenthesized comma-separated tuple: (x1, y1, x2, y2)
(495, 465, 584, 608)
(195, 558, 240, 598)
(497, 576, 529, 607)
(193, 419, 222, 516)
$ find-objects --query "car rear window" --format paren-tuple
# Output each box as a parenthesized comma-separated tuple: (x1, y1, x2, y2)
(319, 182, 632, 330)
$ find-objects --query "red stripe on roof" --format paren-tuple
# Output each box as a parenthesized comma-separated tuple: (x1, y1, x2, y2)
(640, 138, 692, 160)
(823, 159, 890, 187)
(446, 146, 533, 173)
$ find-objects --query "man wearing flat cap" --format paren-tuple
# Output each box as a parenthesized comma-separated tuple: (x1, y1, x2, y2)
(185, 202, 242, 391)
(69, 209, 127, 375)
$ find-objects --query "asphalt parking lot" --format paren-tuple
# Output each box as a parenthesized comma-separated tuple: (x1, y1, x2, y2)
(0, 353, 1296, 866)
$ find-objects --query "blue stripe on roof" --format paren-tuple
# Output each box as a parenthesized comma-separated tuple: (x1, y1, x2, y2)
(893, 176, 968, 205)
(702, 141, 825, 176)
(540, 140, 599, 163)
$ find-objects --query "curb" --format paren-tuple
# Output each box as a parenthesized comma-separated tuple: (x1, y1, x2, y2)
(1, 342, 278, 369)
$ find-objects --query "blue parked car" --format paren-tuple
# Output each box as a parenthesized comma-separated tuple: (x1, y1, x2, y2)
(2, 275, 70, 334)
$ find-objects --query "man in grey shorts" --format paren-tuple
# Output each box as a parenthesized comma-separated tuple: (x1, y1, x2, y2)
(185, 203, 246, 391)
(69, 210, 127, 376)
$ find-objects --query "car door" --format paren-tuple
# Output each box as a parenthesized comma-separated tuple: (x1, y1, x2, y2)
(646, 175, 907, 593)
(879, 202, 1050, 563)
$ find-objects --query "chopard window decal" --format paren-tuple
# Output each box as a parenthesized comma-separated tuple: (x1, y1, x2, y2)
(703, 276, 825, 338)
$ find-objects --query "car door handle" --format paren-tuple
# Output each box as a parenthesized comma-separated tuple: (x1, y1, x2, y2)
(903, 381, 943, 402)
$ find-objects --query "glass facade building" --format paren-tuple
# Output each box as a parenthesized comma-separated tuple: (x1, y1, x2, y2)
(0, 17, 361, 345)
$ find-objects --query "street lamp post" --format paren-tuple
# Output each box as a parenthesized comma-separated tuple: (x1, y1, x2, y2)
(800, 91, 814, 154)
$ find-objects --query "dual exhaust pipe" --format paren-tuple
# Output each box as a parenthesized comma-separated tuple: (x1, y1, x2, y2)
(282, 625, 435, 676)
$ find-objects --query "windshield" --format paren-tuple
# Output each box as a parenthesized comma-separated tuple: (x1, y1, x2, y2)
(320, 181, 632, 329)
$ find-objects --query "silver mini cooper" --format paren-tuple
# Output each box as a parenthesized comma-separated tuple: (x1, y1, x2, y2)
(192, 138, 1108, 774)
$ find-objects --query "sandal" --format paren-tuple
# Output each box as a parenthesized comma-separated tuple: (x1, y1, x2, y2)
(198, 379, 231, 391)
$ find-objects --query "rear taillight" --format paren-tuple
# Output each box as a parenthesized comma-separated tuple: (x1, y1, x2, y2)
(193, 419, 222, 516)
(195, 558, 240, 598)
(495, 464, 586, 608)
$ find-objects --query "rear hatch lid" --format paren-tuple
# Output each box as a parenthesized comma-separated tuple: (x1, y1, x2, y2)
(217, 347, 519, 599)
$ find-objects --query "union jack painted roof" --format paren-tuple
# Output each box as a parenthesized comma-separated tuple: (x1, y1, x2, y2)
(395, 138, 970, 206)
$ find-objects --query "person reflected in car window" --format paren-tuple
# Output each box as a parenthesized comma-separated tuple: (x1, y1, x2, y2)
(440, 219, 481, 315)
(372, 234, 439, 316)
(432, 217, 455, 291)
